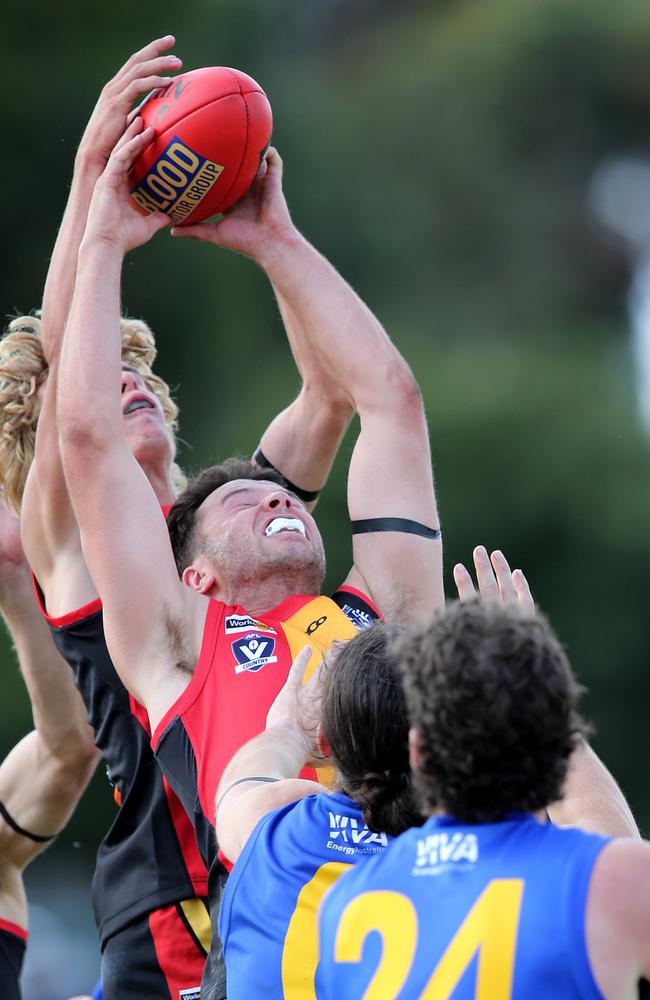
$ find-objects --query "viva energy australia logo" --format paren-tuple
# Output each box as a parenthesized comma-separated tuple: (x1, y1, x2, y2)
(413, 831, 478, 875)
(130, 135, 224, 224)
(327, 812, 388, 856)
(232, 633, 277, 674)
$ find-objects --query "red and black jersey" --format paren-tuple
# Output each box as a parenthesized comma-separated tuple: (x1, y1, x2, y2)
(33, 584, 209, 947)
(0, 920, 26, 1000)
(150, 586, 379, 1000)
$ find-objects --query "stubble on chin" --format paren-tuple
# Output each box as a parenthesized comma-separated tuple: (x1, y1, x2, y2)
(211, 535, 326, 595)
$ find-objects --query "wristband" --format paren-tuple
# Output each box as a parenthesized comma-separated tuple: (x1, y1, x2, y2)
(252, 447, 321, 503)
(351, 517, 442, 540)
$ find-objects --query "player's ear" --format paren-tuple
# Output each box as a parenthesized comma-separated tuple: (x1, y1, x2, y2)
(316, 723, 331, 763)
(409, 727, 423, 773)
(182, 562, 216, 595)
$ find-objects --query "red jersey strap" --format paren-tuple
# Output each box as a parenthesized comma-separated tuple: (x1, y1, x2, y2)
(129, 694, 151, 736)
(31, 573, 102, 627)
(218, 848, 234, 875)
(0, 920, 27, 942)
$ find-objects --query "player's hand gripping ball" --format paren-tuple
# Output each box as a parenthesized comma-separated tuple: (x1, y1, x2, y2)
(129, 67, 272, 225)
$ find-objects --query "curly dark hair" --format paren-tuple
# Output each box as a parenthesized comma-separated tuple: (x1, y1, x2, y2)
(321, 623, 423, 837)
(166, 457, 288, 575)
(395, 599, 588, 824)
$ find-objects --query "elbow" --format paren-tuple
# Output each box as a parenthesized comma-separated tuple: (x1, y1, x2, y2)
(50, 720, 100, 775)
(388, 361, 423, 411)
(304, 384, 354, 430)
(55, 733, 100, 793)
(57, 411, 111, 462)
(367, 358, 423, 422)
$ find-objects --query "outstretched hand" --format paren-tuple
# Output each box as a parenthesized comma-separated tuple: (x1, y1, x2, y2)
(266, 645, 326, 766)
(170, 146, 297, 263)
(83, 116, 170, 253)
(453, 545, 534, 613)
(77, 36, 182, 170)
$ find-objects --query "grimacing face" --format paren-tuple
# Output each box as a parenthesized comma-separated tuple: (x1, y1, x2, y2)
(196, 479, 326, 590)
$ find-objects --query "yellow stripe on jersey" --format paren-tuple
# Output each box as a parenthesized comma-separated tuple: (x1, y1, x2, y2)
(281, 861, 352, 998)
(281, 596, 359, 680)
(281, 597, 360, 787)
(180, 897, 212, 955)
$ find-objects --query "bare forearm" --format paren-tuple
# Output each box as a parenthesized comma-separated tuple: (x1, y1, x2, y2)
(218, 726, 308, 802)
(259, 289, 353, 494)
(58, 238, 124, 442)
(257, 392, 352, 499)
(548, 740, 640, 839)
(41, 157, 104, 364)
(260, 233, 404, 414)
(0, 573, 95, 764)
(0, 731, 95, 871)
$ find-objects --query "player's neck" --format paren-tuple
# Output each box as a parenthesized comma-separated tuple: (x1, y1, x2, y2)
(218, 571, 318, 615)
(141, 461, 176, 506)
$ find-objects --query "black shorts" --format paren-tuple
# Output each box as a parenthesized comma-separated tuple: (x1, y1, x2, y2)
(101, 899, 210, 1000)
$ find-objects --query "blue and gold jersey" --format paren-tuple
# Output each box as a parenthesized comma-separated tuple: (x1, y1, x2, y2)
(318, 813, 610, 1000)
(219, 791, 390, 999)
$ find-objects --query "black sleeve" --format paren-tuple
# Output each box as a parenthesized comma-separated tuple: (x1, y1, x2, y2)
(331, 590, 380, 631)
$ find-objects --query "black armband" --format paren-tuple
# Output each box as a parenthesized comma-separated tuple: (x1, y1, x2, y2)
(252, 447, 321, 504)
(351, 517, 442, 540)
(0, 801, 56, 844)
(215, 775, 280, 816)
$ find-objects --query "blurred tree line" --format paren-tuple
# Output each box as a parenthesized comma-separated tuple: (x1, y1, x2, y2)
(2, 0, 650, 867)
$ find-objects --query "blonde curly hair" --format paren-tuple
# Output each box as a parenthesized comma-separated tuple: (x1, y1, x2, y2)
(0, 314, 186, 514)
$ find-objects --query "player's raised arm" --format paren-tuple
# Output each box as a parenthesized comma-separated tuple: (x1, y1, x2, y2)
(172, 148, 442, 623)
(40, 36, 181, 367)
(172, 155, 354, 509)
(0, 503, 97, 780)
(57, 120, 196, 727)
(251, 299, 353, 511)
(0, 505, 97, 932)
(454, 545, 640, 839)
(18, 38, 182, 613)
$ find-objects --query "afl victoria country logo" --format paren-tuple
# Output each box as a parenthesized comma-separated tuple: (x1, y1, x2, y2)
(232, 633, 278, 674)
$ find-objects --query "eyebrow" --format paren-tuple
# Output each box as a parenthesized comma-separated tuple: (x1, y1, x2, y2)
(218, 483, 306, 508)
(219, 486, 257, 505)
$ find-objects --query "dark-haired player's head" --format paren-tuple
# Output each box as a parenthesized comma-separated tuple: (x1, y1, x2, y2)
(396, 599, 587, 824)
(320, 623, 423, 837)
(167, 458, 326, 598)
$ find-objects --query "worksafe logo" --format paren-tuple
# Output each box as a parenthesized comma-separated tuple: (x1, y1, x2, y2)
(232, 633, 278, 674)
(225, 614, 276, 635)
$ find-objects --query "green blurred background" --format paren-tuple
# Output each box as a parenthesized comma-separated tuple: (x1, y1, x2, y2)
(2, 0, 650, 992)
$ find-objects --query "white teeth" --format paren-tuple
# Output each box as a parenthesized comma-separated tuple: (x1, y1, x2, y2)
(125, 399, 154, 415)
(264, 517, 306, 537)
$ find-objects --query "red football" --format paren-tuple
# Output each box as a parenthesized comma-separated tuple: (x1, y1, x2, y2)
(129, 66, 272, 225)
